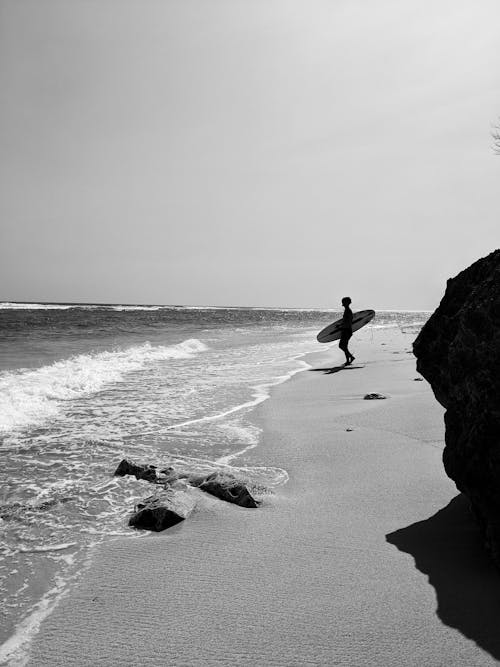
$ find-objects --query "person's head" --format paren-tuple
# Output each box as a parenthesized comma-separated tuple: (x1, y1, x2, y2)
(341, 297, 351, 308)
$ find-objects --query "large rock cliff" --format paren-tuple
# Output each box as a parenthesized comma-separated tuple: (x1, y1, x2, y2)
(413, 250, 500, 564)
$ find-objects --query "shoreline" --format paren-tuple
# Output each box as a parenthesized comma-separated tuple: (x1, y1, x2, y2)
(9, 328, 500, 666)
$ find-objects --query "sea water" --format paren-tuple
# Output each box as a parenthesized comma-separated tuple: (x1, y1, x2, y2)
(0, 304, 428, 661)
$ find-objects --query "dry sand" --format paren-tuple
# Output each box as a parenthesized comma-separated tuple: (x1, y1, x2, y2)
(22, 330, 500, 666)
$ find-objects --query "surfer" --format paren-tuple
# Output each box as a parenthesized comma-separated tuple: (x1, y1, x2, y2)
(339, 297, 355, 365)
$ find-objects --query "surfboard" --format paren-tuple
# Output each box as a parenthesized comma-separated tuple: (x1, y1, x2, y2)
(316, 309, 375, 343)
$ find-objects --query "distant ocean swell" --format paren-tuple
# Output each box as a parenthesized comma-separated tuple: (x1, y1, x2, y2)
(0, 302, 166, 311)
(0, 338, 208, 433)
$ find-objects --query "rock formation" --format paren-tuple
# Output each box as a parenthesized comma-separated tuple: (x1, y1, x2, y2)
(413, 249, 500, 563)
(190, 472, 259, 508)
(129, 488, 196, 532)
(114, 459, 158, 483)
(115, 459, 259, 531)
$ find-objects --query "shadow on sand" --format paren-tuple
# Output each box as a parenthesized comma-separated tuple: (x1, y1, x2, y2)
(386, 494, 500, 660)
(308, 365, 365, 375)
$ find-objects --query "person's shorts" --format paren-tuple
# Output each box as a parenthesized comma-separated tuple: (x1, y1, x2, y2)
(339, 330, 352, 346)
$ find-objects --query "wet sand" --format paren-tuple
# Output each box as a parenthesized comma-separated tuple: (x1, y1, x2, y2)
(21, 330, 500, 666)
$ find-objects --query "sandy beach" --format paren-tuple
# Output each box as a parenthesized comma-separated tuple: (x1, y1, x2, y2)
(2, 0, 499, 663)
(20, 330, 500, 666)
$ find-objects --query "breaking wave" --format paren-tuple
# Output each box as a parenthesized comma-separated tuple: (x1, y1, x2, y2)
(0, 302, 165, 311)
(0, 339, 208, 433)
(0, 302, 75, 310)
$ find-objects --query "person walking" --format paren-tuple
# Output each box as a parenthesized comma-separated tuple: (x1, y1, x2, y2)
(339, 297, 355, 365)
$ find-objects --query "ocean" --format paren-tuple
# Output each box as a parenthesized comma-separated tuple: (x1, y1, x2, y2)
(0, 303, 428, 660)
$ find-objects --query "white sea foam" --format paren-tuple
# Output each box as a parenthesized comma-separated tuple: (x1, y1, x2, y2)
(164, 453, 289, 488)
(368, 323, 400, 329)
(0, 303, 74, 310)
(110, 305, 162, 311)
(0, 569, 79, 667)
(18, 543, 77, 554)
(166, 355, 310, 432)
(0, 339, 208, 433)
(368, 321, 425, 331)
(0, 302, 166, 311)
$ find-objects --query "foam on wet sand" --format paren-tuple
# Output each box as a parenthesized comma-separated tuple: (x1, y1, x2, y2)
(19, 329, 500, 666)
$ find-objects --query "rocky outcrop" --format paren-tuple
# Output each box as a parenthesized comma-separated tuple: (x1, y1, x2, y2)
(115, 459, 259, 531)
(129, 488, 196, 532)
(114, 459, 158, 483)
(115, 458, 258, 508)
(190, 472, 259, 508)
(413, 249, 500, 564)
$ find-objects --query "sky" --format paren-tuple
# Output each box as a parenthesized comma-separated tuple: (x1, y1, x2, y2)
(0, 0, 499, 309)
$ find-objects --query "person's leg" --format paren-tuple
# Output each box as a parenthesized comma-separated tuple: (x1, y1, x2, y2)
(339, 336, 350, 364)
(345, 333, 354, 364)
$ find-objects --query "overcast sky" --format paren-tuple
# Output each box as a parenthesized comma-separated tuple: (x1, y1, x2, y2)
(1, 0, 499, 309)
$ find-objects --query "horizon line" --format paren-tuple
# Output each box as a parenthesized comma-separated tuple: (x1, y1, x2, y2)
(0, 300, 433, 312)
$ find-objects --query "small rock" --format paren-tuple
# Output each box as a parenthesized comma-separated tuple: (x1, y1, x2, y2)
(129, 489, 195, 532)
(413, 377, 424, 381)
(346, 428, 354, 432)
(114, 459, 158, 483)
(191, 472, 258, 508)
(363, 393, 387, 400)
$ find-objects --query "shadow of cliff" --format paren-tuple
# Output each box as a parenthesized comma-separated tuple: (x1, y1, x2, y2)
(308, 365, 365, 375)
(386, 494, 500, 659)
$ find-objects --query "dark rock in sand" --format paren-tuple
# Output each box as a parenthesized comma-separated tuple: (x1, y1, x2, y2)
(414, 377, 424, 381)
(363, 393, 387, 400)
(129, 488, 196, 532)
(191, 472, 258, 508)
(114, 459, 158, 483)
(114, 460, 258, 509)
(413, 249, 500, 565)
